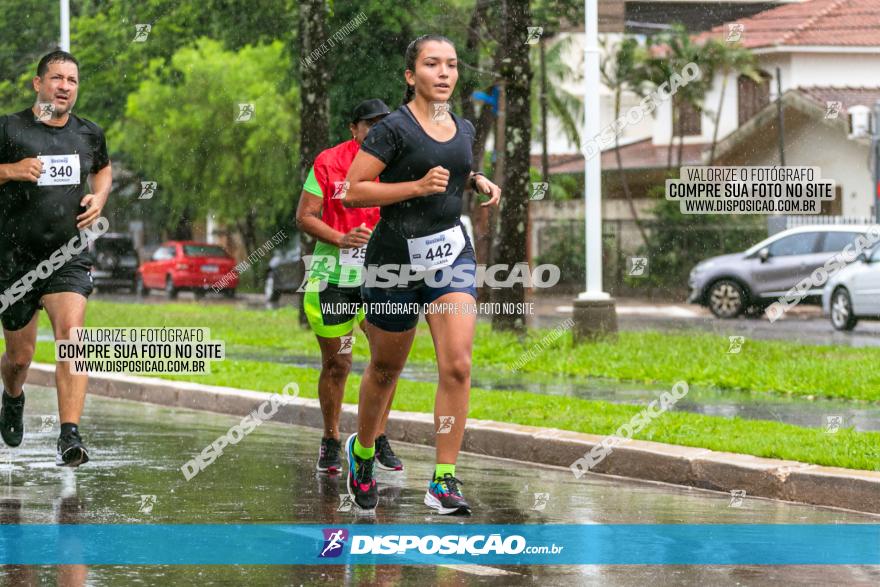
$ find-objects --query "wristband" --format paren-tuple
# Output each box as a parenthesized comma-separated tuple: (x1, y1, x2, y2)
(470, 171, 486, 190)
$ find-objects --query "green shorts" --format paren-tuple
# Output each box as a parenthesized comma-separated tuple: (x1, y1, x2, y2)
(303, 279, 366, 338)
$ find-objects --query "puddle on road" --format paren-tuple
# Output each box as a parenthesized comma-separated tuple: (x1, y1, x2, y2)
(228, 349, 880, 433)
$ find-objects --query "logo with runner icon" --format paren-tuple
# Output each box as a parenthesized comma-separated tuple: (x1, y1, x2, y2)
(727, 336, 745, 354)
(139, 181, 157, 200)
(40, 415, 57, 433)
(332, 181, 349, 200)
(726, 23, 744, 43)
(525, 27, 544, 45)
(35, 102, 55, 122)
(235, 103, 255, 123)
(824, 101, 843, 119)
(531, 492, 550, 511)
(728, 489, 746, 508)
(627, 256, 649, 277)
(825, 415, 843, 433)
(337, 494, 354, 513)
(430, 101, 450, 122)
(319, 528, 349, 558)
(338, 336, 354, 355)
(437, 416, 455, 434)
(530, 182, 548, 201)
(138, 494, 157, 514)
(133, 24, 152, 42)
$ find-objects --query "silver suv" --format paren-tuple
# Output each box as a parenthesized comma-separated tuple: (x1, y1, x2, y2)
(688, 225, 871, 318)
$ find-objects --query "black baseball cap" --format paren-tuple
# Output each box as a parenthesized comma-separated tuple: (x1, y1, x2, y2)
(351, 99, 391, 123)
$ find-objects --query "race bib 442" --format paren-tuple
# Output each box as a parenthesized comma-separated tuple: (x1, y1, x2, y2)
(406, 225, 465, 270)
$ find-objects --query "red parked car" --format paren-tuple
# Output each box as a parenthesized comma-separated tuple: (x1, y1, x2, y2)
(136, 241, 238, 299)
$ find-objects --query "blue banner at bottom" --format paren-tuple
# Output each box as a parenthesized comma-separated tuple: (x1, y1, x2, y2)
(0, 524, 877, 565)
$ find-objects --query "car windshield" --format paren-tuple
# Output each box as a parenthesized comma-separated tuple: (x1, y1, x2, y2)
(744, 229, 869, 256)
(183, 245, 228, 258)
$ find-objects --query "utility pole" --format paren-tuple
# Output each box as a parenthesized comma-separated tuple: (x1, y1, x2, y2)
(775, 67, 785, 166)
(60, 0, 70, 51)
(873, 100, 880, 222)
(572, 0, 618, 341)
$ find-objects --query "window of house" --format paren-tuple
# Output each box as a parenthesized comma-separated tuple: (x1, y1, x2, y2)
(673, 95, 702, 136)
(738, 71, 771, 125)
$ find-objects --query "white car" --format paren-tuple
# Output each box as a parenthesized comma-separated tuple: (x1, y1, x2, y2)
(823, 245, 880, 331)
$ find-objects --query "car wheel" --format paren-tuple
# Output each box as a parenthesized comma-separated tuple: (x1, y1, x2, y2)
(165, 275, 178, 299)
(830, 287, 858, 331)
(707, 279, 746, 319)
(194, 289, 205, 299)
(264, 273, 281, 304)
(223, 288, 236, 299)
(136, 275, 149, 297)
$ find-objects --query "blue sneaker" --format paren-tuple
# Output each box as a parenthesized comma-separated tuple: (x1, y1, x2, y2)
(424, 473, 471, 515)
(345, 433, 378, 510)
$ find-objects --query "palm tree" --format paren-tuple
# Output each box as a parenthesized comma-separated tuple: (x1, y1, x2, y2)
(645, 26, 710, 170)
(600, 36, 652, 245)
(703, 39, 761, 165)
(530, 34, 583, 156)
(492, 0, 532, 332)
(296, 0, 330, 325)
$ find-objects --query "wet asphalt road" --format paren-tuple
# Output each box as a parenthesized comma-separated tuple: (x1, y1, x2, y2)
(1, 387, 878, 586)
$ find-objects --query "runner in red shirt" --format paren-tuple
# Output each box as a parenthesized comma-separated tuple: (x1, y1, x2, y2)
(295, 99, 403, 475)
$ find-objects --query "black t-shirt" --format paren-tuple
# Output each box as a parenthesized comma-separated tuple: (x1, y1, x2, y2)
(0, 108, 110, 267)
(360, 104, 475, 267)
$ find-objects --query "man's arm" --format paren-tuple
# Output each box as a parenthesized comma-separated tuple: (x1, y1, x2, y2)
(76, 162, 112, 229)
(0, 159, 43, 186)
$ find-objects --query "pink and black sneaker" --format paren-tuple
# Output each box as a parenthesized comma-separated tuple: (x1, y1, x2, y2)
(345, 433, 378, 510)
(316, 437, 342, 473)
(374, 434, 403, 471)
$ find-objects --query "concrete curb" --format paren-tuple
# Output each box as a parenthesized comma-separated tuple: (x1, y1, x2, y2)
(26, 363, 880, 515)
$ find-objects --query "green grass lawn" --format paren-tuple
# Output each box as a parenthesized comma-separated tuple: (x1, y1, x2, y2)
(5, 300, 879, 471)
(57, 300, 880, 402)
(16, 346, 879, 471)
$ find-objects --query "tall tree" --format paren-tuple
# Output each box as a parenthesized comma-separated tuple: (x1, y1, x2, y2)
(704, 39, 760, 165)
(601, 36, 651, 245)
(297, 0, 330, 324)
(530, 34, 582, 154)
(114, 40, 298, 260)
(297, 0, 330, 192)
(653, 26, 710, 169)
(491, 0, 533, 332)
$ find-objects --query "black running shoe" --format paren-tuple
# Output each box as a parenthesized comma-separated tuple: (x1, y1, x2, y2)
(56, 429, 90, 467)
(425, 473, 471, 515)
(316, 437, 342, 473)
(344, 433, 378, 510)
(374, 434, 403, 471)
(0, 390, 25, 447)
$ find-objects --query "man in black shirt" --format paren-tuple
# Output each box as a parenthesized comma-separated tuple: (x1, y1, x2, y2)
(0, 51, 112, 467)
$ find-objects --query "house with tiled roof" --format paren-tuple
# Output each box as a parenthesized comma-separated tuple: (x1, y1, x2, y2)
(541, 0, 880, 223)
(684, 0, 880, 219)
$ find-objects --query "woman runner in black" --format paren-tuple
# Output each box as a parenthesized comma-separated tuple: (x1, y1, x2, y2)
(342, 35, 500, 514)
